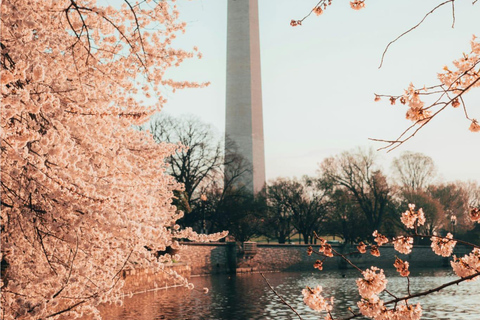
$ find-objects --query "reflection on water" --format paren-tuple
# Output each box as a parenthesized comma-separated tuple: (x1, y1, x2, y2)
(101, 269, 480, 320)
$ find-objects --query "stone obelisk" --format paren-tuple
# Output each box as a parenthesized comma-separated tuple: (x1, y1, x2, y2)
(225, 0, 266, 195)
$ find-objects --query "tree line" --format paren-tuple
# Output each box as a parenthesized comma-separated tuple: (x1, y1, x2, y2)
(143, 114, 480, 245)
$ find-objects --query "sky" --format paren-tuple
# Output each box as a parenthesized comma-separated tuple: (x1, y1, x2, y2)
(156, 0, 479, 184)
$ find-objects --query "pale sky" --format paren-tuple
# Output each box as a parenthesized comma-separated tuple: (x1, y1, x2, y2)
(157, 0, 480, 184)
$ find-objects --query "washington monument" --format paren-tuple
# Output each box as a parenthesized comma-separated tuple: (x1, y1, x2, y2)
(225, 0, 266, 195)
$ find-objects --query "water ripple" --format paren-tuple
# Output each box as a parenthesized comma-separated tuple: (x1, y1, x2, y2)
(100, 269, 480, 320)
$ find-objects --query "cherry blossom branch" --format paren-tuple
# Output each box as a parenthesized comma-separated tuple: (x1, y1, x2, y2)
(371, 74, 480, 151)
(337, 271, 480, 320)
(296, 0, 325, 24)
(384, 270, 480, 305)
(412, 233, 479, 249)
(45, 294, 97, 319)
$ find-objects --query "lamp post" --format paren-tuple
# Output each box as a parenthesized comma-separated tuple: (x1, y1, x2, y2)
(201, 194, 207, 234)
(341, 215, 347, 243)
(450, 214, 457, 235)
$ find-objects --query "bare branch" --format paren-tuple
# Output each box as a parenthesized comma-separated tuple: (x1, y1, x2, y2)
(260, 273, 303, 320)
(379, 0, 454, 69)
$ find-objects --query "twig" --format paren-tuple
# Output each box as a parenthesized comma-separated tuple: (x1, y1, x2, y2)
(379, 0, 454, 68)
(260, 273, 303, 320)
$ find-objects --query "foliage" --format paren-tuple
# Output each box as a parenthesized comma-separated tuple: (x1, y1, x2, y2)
(207, 189, 268, 243)
(265, 177, 331, 244)
(0, 1, 226, 319)
(326, 188, 371, 244)
(264, 180, 296, 243)
(319, 148, 393, 236)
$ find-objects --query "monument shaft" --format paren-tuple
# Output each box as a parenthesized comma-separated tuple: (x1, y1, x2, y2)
(225, 0, 266, 194)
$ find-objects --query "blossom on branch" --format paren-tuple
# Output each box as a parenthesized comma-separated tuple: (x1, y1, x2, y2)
(431, 233, 457, 257)
(400, 204, 426, 229)
(314, 260, 324, 270)
(313, 6, 324, 16)
(470, 207, 480, 222)
(394, 257, 410, 277)
(350, 0, 366, 11)
(356, 266, 387, 300)
(302, 286, 334, 312)
(357, 241, 367, 253)
(393, 236, 414, 255)
(370, 245, 381, 257)
(373, 230, 389, 246)
(357, 297, 385, 318)
(451, 248, 480, 280)
(470, 119, 480, 132)
(318, 238, 334, 257)
(0, 0, 224, 318)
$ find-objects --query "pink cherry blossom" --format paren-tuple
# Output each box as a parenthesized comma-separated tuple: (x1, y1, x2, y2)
(302, 285, 334, 312)
(400, 204, 426, 229)
(431, 233, 457, 257)
(356, 266, 387, 299)
(394, 257, 410, 277)
(393, 236, 414, 255)
(451, 248, 480, 280)
(373, 230, 389, 246)
(357, 241, 367, 254)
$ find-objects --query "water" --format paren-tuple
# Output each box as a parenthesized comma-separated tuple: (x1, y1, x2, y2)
(100, 269, 480, 320)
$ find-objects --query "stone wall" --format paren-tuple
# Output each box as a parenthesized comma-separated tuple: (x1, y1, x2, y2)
(180, 242, 470, 275)
(178, 242, 237, 275)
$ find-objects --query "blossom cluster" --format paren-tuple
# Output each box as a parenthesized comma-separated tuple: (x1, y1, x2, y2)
(357, 241, 367, 253)
(350, 0, 366, 10)
(394, 257, 410, 277)
(358, 299, 422, 320)
(430, 233, 457, 257)
(392, 236, 414, 255)
(302, 286, 334, 313)
(356, 267, 387, 300)
(398, 36, 480, 132)
(451, 248, 480, 279)
(318, 237, 334, 257)
(400, 204, 426, 229)
(373, 230, 389, 246)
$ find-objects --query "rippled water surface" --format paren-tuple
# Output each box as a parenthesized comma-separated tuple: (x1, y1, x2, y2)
(101, 269, 480, 320)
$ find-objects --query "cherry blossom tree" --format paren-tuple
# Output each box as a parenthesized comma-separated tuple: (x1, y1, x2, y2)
(0, 1, 226, 319)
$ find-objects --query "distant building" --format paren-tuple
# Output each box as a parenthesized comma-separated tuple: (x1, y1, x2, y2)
(225, 0, 266, 195)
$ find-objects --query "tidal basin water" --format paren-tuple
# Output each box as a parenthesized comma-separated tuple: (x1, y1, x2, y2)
(101, 269, 480, 320)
